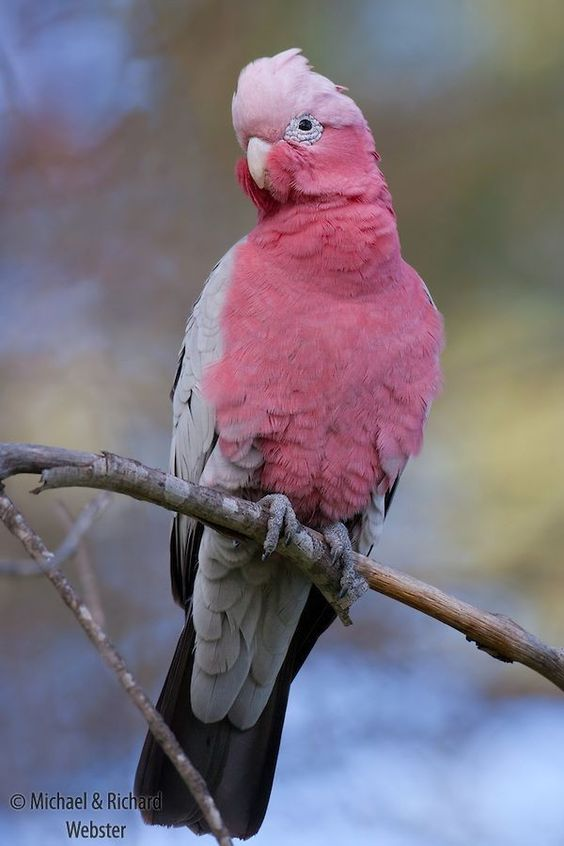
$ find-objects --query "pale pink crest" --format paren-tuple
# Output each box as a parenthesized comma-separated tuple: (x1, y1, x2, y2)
(232, 48, 365, 149)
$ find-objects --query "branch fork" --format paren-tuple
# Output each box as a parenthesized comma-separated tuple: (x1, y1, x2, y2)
(2, 441, 564, 846)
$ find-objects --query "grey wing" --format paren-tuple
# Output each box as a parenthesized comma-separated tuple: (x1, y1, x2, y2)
(169, 245, 238, 609)
(356, 476, 401, 558)
(169, 242, 311, 731)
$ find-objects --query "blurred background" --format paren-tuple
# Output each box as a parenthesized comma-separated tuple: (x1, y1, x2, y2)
(1, 1, 563, 844)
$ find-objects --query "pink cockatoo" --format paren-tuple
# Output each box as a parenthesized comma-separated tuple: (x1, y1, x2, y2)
(135, 48, 444, 839)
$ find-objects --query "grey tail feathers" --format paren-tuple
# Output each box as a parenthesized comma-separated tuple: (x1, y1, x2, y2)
(134, 585, 335, 839)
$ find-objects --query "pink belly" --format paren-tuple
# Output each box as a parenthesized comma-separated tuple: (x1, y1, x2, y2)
(257, 414, 381, 526)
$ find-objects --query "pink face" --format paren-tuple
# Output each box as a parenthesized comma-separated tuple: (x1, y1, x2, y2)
(232, 49, 380, 209)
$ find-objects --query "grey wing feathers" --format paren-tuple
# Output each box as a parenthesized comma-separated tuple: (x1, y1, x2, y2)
(169, 240, 312, 731)
(191, 531, 310, 730)
(356, 475, 401, 558)
(169, 246, 238, 608)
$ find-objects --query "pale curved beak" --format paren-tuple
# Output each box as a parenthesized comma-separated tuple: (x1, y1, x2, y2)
(246, 137, 272, 189)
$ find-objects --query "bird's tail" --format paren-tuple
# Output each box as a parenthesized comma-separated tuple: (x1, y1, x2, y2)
(134, 587, 335, 839)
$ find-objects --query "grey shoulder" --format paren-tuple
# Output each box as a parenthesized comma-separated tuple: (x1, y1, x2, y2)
(170, 239, 245, 405)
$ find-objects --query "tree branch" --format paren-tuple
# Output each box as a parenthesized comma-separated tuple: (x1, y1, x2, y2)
(0, 493, 110, 577)
(0, 442, 362, 625)
(54, 498, 107, 628)
(0, 487, 233, 846)
(1, 441, 564, 694)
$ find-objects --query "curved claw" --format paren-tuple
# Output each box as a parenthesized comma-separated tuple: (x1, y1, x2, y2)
(260, 494, 301, 560)
(322, 521, 366, 599)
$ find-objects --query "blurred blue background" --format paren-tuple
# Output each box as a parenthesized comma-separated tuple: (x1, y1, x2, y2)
(1, 1, 563, 844)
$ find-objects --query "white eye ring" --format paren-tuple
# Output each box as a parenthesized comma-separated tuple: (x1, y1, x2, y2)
(284, 113, 323, 145)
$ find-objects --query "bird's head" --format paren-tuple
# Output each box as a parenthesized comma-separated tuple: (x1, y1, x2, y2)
(232, 49, 380, 212)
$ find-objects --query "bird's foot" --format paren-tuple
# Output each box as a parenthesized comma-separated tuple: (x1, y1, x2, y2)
(322, 521, 362, 599)
(260, 494, 301, 560)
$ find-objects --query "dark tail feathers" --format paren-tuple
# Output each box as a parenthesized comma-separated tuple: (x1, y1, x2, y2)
(134, 586, 335, 839)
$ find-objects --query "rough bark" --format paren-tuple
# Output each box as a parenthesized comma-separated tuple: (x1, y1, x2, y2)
(1, 441, 563, 693)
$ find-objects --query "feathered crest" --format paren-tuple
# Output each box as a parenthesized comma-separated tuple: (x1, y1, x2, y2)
(232, 48, 365, 149)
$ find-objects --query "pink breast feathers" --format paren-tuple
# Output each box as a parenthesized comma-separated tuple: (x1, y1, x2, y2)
(204, 235, 443, 528)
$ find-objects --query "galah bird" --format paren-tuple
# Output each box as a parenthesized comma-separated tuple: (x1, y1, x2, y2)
(135, 48, 444, 839)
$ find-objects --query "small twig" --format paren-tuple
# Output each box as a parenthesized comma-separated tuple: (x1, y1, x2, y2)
(0, 488, 233, 846)
(49, 493, 111, 570)
(55, 498, 106, 628)
(0, 494, 110, 582)
(1, 442, 564, 694)
(0, 557, 43, 576)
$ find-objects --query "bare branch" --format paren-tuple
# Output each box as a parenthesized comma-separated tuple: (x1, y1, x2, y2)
(1, 441, 564, 694)
(0, 488, 233, 846)
(55, 498, 107, 628)
(50, 494, 111, 569)
(0, 442, 360, 625)
(0, 557, 44, 576)
(0, 493, 110, 581)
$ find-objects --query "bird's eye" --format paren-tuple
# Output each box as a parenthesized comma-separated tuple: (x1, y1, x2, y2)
(284, 113, 323, 145)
